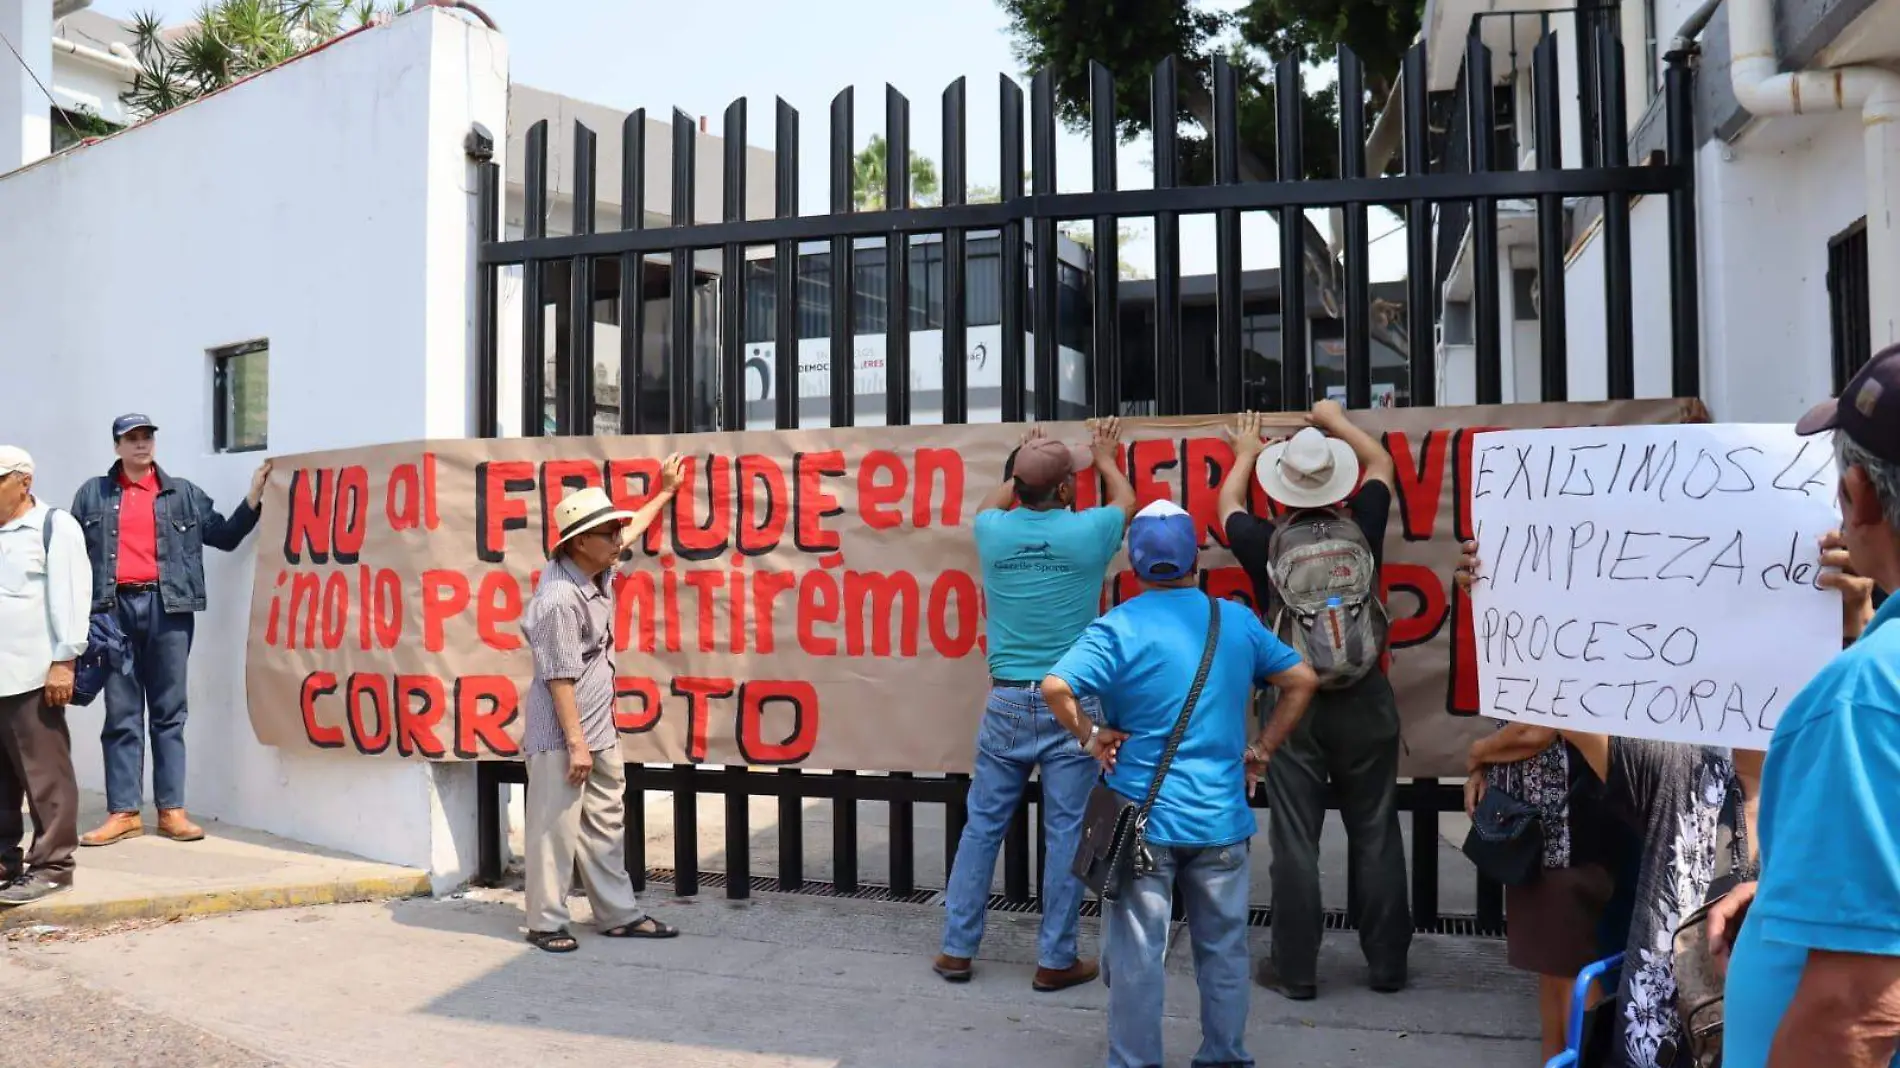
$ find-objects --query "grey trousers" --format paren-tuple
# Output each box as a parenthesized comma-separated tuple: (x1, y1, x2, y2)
(1264, 671, 1412, 987)
(524, 746, 644, 934)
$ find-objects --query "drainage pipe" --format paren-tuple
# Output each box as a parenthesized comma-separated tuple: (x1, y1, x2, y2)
(50, 35, 140, 78)
(1730, 0, 1900, 347)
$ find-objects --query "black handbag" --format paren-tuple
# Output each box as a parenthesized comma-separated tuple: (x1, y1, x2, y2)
(1461, 785, 1544, 887)
(1071, 595, 1221, 904)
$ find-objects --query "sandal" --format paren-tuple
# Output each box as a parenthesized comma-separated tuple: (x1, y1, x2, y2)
(600, 916, 679, 939)
(525, 928, 579, 953)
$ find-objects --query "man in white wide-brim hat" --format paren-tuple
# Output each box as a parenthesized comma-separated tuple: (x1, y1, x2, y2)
(1216, 399, 1412, 1001)
(520, 456, 686, 954)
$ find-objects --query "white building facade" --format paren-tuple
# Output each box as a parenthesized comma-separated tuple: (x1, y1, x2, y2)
(0, 5, 509, 887)
(1426, 0, 1900, 423)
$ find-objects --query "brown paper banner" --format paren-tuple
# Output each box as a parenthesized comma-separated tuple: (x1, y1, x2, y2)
(244, 399, 1704, 777)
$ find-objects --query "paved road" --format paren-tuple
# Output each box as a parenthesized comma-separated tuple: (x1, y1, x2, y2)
(2, 888, 1534, 1068)
(0, 937, 279, 1067)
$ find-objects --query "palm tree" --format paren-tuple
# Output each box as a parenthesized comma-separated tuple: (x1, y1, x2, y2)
(852, 134, 940, 211)
(122, 1, 408, 120)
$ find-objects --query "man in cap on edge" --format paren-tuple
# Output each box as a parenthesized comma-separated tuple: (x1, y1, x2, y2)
(934, 419, 1136, 990)
(1218, 399, 1411, 998)
(1709, 345, 1900, 1068)
(1043, 499, 1318, 1068)
(521, 459, 687, 954)
(0, 447, 90, 906)
(71, 414, 270, 848)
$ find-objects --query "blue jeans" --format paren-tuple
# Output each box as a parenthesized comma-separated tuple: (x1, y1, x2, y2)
(1105, 841, 1254, 1068)
(941, 686, 1099, 969)
(102, 589, 194, 813)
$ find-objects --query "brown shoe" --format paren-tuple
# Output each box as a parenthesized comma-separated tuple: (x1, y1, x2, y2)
(932, 954, 973, 983)
(79, 812, 144, 847)
(1032, 959, 1099, 992)
(157, 809, 204, 842)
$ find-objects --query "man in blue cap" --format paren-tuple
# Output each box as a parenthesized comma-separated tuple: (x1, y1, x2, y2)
(68, 414, 270, 847)
(1707, 344, 1900, 1068)
(1042, 499, 1318, 1068)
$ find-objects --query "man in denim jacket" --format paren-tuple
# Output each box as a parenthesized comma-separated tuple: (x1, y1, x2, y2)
(68, 414, 269, 847)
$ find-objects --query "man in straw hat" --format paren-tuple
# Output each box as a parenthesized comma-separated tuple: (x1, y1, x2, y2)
(520, 456, 687, 954)
(934, 419, 1136, 991)
(1218, 399, 1411, 999)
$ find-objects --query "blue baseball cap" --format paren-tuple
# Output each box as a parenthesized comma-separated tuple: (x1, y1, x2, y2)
(111, 413, 158, 440)
(1128, 500, 1199, 582)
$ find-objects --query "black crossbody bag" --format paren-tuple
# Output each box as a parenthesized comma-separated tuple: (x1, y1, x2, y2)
(1071, 595, 1221, 904)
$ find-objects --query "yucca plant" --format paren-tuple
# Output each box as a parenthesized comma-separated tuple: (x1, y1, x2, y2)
(122, 0, 410, 119)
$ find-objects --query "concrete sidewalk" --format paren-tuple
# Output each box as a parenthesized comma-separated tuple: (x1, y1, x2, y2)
(6, 883, 1537, 1067)
(2, 791, 429, 932)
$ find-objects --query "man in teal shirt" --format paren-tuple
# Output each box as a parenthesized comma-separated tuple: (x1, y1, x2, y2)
(933, 419, 1136, 991)
(1715, 346, 1900, 1068)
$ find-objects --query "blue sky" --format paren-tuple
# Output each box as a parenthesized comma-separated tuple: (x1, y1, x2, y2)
(89, 0, 1410, 280)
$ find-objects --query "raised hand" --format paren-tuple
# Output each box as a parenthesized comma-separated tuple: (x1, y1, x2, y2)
(1090, 416, 1123, 467)
(1226, 411, 1267, 464)
(1818, 529, 1876, 642)
(659, 453, 686, 494)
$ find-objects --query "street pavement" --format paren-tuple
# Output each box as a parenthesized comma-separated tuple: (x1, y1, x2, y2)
(1, 884, 1536, 1068)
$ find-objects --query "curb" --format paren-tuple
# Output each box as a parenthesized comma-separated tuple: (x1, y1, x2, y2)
(0, 871, 433, 931)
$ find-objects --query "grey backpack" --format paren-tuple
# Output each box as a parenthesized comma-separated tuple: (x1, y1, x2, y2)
(1264, 509, 1387, 689)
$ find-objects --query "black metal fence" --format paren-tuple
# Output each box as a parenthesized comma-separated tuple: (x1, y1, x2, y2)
(471, 19, 1703, 936)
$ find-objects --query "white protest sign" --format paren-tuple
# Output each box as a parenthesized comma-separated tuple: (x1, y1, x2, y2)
(1469, 424, 1842, 749)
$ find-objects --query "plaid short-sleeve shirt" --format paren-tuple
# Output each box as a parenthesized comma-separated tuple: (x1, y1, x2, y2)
(520, 555, 620, 756)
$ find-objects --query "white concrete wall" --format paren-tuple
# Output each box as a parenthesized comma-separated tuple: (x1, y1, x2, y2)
(0, 9, 507, 887)
(0, 0, 51, 170)
(1562, 111, 1864, 422)
(1565, 110, 1862, 419)
(1696, 112, 1865, 420)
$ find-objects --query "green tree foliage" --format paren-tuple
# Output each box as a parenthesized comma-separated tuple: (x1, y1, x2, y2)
(997, 0, 1423, 183)
(998, 0, 1425, 360)
(853, 133, 943, 211)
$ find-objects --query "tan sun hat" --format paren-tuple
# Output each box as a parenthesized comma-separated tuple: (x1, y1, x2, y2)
(1255, 427, 1361, 510)
(548, 486, 635, 559)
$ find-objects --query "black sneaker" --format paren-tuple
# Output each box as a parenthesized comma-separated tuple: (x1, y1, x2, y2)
(0, 873, 71, 906)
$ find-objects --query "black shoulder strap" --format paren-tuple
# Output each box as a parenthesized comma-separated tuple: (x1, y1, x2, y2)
(41, 506, 59, 554)
(1134, 594, 1223, 823)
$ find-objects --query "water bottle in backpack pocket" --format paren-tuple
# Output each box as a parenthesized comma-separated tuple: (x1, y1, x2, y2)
(1264, 509, 1387, 690)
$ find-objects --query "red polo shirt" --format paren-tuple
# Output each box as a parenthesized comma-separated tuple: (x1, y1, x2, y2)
(116, 469, 160, 585)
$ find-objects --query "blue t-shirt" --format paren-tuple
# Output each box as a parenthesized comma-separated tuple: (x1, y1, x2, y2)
(1725, 593, 1900, 1068)
(974, 505, 1126, 679)
(1049, 588, 1303, 848)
